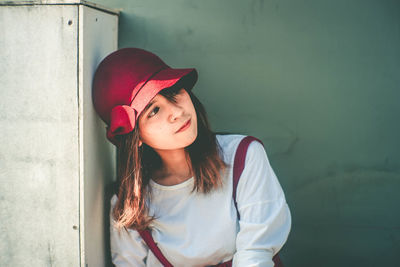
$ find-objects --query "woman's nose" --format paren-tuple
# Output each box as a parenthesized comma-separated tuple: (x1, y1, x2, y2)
(167, 103, 183, 122)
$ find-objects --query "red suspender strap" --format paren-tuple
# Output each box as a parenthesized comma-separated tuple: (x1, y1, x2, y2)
(232, 136, 263, 220)
(138, 229, 173, 267)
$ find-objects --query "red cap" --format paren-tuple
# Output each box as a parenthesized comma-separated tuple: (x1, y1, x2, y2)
(92, 48, 198, 146)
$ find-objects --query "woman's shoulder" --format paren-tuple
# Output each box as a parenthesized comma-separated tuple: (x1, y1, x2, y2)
(215, 133, 248, 163)
(215, 133, 245, 149)
(215, 133, 266, 163)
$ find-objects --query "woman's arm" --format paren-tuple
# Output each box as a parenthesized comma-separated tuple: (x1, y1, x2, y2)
(110, 195, 148, 267)
(233, 141, 291, 267)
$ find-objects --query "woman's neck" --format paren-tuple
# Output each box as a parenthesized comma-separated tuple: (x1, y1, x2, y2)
(152, 148, 193, 186)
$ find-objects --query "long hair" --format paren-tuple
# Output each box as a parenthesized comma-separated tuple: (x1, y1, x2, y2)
(112, 86, 227, 230)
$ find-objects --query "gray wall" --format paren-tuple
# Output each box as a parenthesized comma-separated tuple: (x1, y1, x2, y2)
(89, 0, 400, 266)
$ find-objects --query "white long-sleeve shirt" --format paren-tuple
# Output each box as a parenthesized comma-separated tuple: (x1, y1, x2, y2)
(110, 134, 291, 267)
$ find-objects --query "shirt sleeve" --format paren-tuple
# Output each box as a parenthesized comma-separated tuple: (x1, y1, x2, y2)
(232, 141, 291, 267)
(110, 195, 148, 267)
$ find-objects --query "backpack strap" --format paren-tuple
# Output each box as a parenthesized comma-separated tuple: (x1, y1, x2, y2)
(232, 136, 263, 220)
(138, 229, 173, 267)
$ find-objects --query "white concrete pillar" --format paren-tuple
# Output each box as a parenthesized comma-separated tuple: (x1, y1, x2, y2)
(0, 1, 118, 266)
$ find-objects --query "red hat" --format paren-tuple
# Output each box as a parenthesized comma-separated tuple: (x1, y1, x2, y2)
(92, 48, 198, 146)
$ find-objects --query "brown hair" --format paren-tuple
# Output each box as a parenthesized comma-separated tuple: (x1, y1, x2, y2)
(112, 86, 227, 230)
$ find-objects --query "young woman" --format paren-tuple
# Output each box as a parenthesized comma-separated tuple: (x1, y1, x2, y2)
(92, 48, 291, 266)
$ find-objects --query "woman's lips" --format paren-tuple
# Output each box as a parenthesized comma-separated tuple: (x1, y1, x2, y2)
(176, 119, 191, 133)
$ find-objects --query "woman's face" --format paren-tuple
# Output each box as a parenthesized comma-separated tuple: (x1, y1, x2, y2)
(138, 88, 198, 151)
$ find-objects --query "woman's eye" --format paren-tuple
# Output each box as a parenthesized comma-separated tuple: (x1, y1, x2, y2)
(148, 106, 160, 118)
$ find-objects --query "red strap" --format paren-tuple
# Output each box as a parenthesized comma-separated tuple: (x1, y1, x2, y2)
(138, 229, 173, 267)
(232, 136, 263, 220)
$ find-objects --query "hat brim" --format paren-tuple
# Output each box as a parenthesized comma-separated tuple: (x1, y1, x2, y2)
(132, 67, 198, 115)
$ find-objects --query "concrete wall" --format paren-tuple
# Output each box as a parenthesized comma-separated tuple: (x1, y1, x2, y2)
(85, 0, 399, 266)
(0, 2, 118, 266)
(0, 4, 80, 266)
